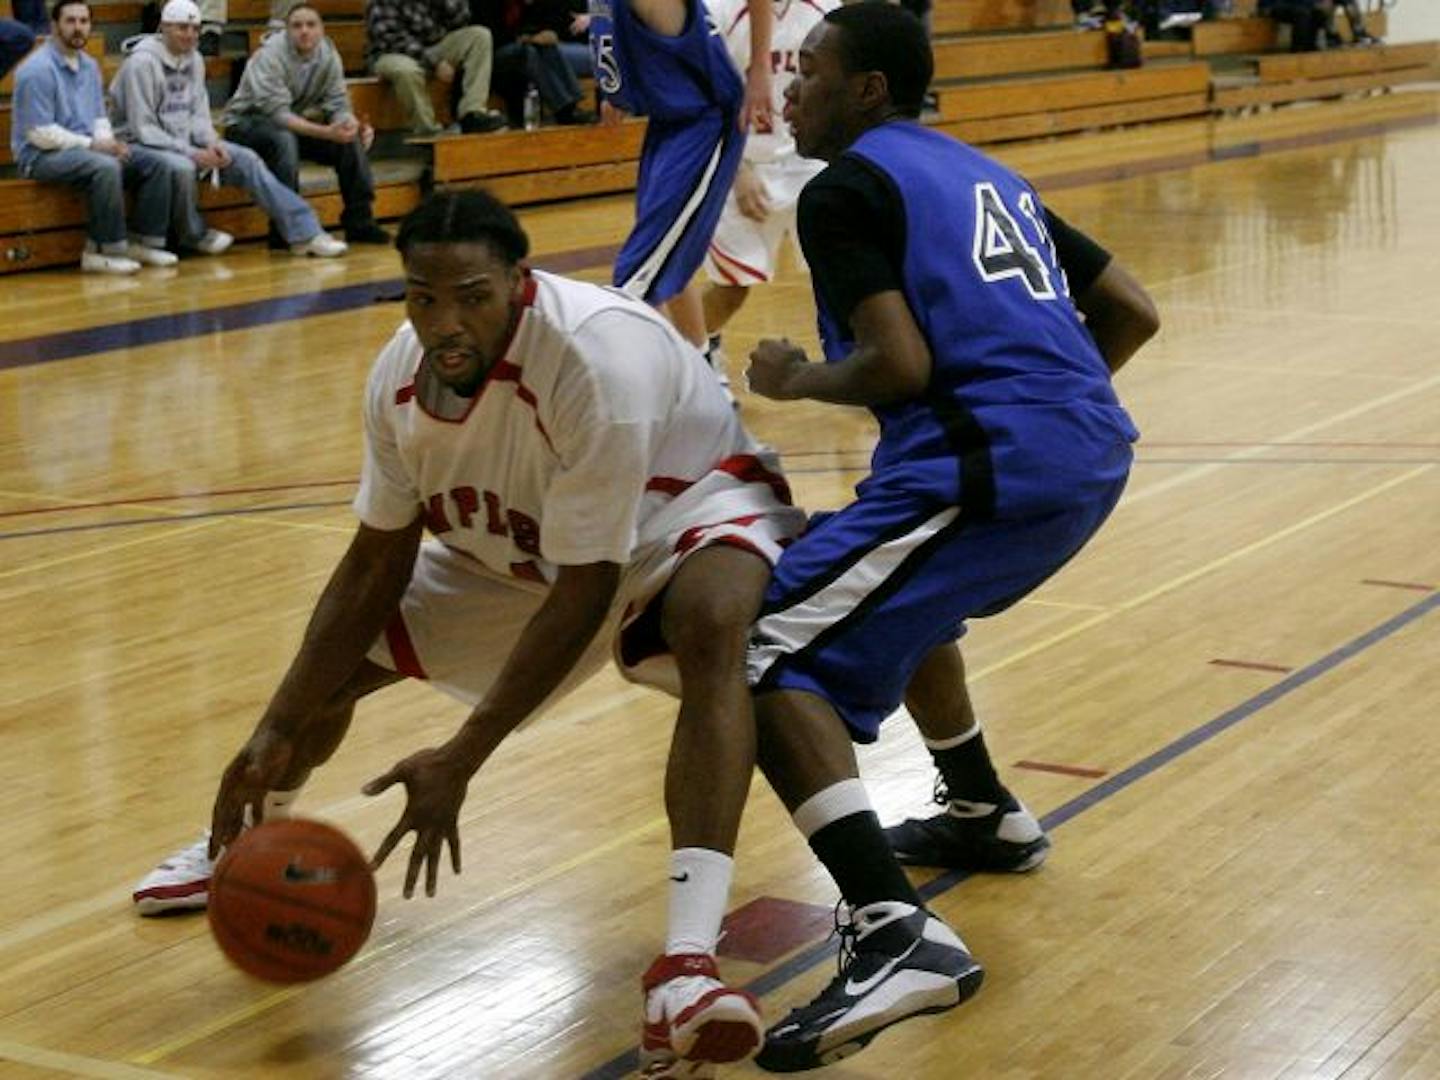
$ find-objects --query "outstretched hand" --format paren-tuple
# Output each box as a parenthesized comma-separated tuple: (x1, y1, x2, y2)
(363, 746, 472, 898)
(210, 727, 296, 857)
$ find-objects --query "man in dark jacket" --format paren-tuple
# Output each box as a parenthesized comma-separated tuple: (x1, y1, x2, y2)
(469, 0, 592, 126)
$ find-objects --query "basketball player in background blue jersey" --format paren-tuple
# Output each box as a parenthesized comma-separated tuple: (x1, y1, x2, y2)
(738, 4, 1144, 1070)
(588, 0, 772, 353)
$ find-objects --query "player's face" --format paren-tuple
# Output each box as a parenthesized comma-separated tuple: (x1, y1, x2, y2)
(161, 20, 199, 55)
(287, 8, 323, 55)
(404, 242, 525, 396)
(55, 4, 91, 50)
(786, 23, 855, 162)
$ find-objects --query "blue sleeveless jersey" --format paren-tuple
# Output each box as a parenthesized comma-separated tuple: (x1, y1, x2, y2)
(587, 0, 744, 119)
(816, 122, 1138, 519)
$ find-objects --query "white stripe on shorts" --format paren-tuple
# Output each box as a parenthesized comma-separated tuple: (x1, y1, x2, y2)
(619, 135, 729, 300)
(746, 505, 961, 686)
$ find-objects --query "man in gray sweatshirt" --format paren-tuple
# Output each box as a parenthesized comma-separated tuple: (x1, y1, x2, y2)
(110, 0, 346, 257)
(224, 3, 389, 245)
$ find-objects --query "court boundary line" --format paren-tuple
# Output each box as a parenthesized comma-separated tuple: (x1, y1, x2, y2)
(0, 1038, 185, 1080)
(581, 587, 1440, 1079)
(0, 107, 1432, 373)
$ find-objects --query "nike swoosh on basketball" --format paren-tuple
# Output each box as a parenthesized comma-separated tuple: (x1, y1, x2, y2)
(843, 940, 920, 997)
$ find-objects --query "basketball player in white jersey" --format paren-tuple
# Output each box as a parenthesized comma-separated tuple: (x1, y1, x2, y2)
(701, 0, 836, 373)
(134, 189, 805, 1077)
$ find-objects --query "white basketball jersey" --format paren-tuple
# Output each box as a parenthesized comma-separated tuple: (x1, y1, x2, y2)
(710, 0, 839, 163)
(354, 270, 790, 587)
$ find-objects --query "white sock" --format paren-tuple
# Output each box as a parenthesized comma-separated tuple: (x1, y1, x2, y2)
(922, 723, 982, 752)
(791, 777, 872, 839)
(262, 787, 301, 821)
(665, 848, 734, 957)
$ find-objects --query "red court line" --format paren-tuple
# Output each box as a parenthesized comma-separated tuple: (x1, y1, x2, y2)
(1361, 579, 1436, 592)
(1014, 760, 1108, 779)
(0, 479, 358, 520)
(1209, 658, 1295, 674)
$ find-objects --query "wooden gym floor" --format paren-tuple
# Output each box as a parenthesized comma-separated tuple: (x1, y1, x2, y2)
(2, 90, 1439, 1079)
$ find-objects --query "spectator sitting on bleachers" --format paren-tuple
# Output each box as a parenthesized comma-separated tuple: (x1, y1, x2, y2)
(224, 2, 391, 245)
(1328, 0, 1380, 45)
(10, 0, 179, 273)
(110, 0, 348, 256)
(365, 0, 505, 135)
(1259, 0, 1320, 51)
(557, 0, 590, 79)
(468, 0, 594, 127)
(1, 18, 37, 81)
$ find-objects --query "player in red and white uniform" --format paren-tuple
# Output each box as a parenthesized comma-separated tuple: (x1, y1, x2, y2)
(701, 0, 837, 368)
(134, 189, 804, 1077)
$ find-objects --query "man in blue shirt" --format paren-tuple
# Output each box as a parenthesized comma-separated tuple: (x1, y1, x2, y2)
(741, 4, 1141, 1070)
(10, 0, 178, 273)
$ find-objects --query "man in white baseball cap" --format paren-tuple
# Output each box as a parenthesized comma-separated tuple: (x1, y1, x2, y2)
(110, 0, 348, 257)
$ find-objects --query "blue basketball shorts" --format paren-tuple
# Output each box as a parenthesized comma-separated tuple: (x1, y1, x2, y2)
(746, 475, 1128, 742)
(614, 107, 746, 305)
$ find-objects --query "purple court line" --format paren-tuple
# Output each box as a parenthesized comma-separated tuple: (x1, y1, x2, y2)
(3, 109, 1433, 376)
(0, 479, 357, 520)
(3, 455, 1431, 529)
(0, 244, 620, 371)
(580, 588, 1440, 1080)
(0, 499, 351, 541)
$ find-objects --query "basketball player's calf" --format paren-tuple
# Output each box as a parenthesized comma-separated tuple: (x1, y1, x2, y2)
(639, 546, 771, 1073)
(751, 690, 984, 1073)
(884, 643, 1050, 873)
(131, 663, 400, 915)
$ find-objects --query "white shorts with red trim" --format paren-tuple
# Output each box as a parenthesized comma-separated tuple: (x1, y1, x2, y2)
(702, 159, 820, 288)
(366, 457, 805, 705)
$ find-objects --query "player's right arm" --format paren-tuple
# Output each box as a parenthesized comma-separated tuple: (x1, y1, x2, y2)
(1046, 209, 1160, 373)
(210, 341, 425, 853)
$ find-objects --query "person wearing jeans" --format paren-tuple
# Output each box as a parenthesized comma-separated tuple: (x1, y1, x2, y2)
(10, 0, 177, 273)
(110, 0, 346, 256)
(224, 3, 390, 245)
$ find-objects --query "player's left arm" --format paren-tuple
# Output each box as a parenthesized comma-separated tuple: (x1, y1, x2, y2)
(749, 293, 930, 406)
(740, 0, 773, 131)
(365, 562, 620, 898)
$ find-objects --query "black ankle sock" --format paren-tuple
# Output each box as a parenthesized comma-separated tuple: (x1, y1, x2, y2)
(809, 811, 923, 909)
(933, 730, 1008, 805)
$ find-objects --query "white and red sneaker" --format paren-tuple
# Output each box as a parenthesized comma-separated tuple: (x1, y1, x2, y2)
(639, 953, 762, 1075)
(132, 832, 214, 915)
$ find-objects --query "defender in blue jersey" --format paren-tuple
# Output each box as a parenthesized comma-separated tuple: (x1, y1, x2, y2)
(739, 5, 1148, 1071)
(589, 0, 772, 346)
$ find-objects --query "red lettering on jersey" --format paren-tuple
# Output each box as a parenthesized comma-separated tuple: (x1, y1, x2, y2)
(423, 493, 452, 534)
(483, 490, 508, 537)
(507, 509, 542, 556)
(451, 485, 479, 529)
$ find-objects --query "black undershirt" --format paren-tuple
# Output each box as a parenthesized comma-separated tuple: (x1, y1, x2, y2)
(796, 153, 1114, 331)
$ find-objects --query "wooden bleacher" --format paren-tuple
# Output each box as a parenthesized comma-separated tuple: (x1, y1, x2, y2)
(1214, 39, 1440, 110)
(3, 0, 1438, 274)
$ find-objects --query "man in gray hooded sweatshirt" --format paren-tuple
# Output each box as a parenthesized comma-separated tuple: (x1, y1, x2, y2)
(224, 2, 389, 246)
(110, 0, 347, 257)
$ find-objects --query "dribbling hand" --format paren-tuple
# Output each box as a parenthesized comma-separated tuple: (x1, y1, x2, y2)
(209, 727, 296, 857)
(363, 747, 471, 898)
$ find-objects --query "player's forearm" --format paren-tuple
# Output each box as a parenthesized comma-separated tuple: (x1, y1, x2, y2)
(744, 0, 773, 72)
(791, 342, 929, 407)
(1075, 260, 1160, 373)
(262, 521, 422, 732)
(447, 564, 621, 772)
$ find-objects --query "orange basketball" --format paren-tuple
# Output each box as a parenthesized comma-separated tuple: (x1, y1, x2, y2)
(209, 818, 377, 984)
